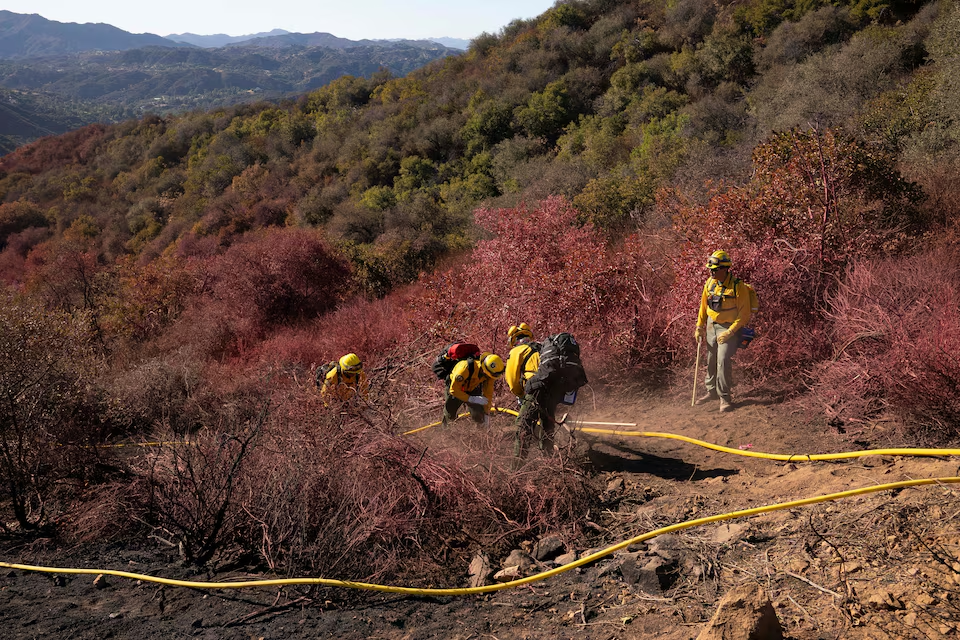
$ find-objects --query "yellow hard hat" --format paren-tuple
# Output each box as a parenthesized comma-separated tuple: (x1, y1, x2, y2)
(507, 322, 533, 347)
(338, 353, 362, 373)
(480, 353, 506, 378)
(706, 250, 732, 270)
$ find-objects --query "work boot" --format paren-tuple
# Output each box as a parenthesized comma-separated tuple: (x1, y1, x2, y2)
(719, 398, 734, 412)
(696, 391, 720, 405)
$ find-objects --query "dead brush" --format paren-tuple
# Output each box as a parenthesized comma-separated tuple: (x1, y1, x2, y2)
(146, 406, 265, 566)
(233, 387, 597, 584)
(810, 252, 960, 438)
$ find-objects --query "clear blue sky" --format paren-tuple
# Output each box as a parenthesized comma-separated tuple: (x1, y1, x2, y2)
(3, 0, 558, 40)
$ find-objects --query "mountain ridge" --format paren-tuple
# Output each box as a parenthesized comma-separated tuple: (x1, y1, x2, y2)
(0, 10, 185, 58)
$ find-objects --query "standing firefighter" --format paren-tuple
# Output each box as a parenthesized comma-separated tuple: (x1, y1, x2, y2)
(695, 250, 751, 412)
(443, 352, 506, 426)
(318, 353, 369, 402)
(516, 332, 587, 457)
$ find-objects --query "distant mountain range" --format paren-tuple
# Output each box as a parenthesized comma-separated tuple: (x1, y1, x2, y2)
(165, 29, 292, 48)
(168, 30, 471, 51)
(0, 10, 466, 153)
(0, 10, 182, 58)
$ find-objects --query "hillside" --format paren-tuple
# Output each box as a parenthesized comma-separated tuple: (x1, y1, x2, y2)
(0, 41, 459, 114)
(2, 0, 960, 638)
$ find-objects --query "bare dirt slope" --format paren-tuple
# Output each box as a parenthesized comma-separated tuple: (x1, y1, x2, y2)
(2, 382, 960, 639)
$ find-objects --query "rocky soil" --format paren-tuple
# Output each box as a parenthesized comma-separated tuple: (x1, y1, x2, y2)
(3, 380, 960, 639)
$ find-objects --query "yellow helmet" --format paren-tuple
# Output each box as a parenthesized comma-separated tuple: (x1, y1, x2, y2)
(706, 250, 732, 270)
(507, 322, 533, 347)
(479, 353, 506, 378)
(338, 353, 362, 374)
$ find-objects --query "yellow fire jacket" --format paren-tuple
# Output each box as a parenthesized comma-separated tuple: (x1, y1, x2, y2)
(505, 342, 540, 399)
(448, 359, 494, 413)
(321, 367, 368, 401)
(697, 273, 752, 333)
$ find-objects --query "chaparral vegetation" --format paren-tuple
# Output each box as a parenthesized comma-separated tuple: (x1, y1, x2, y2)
(3, 1, 960, 636)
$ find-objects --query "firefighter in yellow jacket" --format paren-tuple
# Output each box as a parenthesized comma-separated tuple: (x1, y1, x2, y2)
(695, 250, 751, 412)
(505, 323, 539, 400)
(320, 353, 369, 402)
(443, 353, 505, 425)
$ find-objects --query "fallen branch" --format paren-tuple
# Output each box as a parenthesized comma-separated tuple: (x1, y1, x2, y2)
(783, 570, 843, 598)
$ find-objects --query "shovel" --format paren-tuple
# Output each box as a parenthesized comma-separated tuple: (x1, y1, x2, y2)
(691, 339, 702, 407)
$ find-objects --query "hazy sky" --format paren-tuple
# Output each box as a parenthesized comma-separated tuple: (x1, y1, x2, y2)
(4, 0, 558, 40)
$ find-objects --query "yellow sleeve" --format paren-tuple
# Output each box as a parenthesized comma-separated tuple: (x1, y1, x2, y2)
(320, 367, 338, 397)
(696, 280, 710, 328)
(505, 345, 528, 398)
(481, 376, 495, 414)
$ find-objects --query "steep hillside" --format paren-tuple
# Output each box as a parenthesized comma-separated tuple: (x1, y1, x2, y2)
(1, 0, 957, 293)
(2, 3, 960, 638)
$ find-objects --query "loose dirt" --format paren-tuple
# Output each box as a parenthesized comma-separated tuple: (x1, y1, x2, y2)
(3, 380, 960, 639)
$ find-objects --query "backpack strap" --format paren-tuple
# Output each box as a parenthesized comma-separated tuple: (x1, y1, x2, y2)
(518, 344, 538, 377)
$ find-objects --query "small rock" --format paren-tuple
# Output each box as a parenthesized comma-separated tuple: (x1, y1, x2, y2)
(493, 566, 521, 582)
(468, 553, 492, 589)
(502, 549, 535, 571)
(712, 523, 747, 545)
(555, 551, 577, 566)
(93, 574, 108, 589)
(695, 583, 784, 640)
(190, 618, 202, 628)
(606, 477, 625, 494)
(532, 535, 565, 561)
(108, 612, 122, 620)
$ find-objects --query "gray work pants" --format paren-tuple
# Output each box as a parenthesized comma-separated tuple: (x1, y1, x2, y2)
(705, 318, 739, 403)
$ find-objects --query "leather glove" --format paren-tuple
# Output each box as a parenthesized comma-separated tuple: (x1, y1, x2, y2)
(468, 395, 488, 406)
(717, 330, 733, 344)
(694, 326, 703, 342)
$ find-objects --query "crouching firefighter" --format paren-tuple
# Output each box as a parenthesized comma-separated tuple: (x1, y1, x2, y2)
(318, 353, 369, 402)
(443, 353, 506, 426)
(516, 333, 587, 457)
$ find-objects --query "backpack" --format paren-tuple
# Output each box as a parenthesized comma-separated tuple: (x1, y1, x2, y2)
(734, 279, 760, 348)
(314, 361, 338, 388)
(735, 279, 760, 316)
(431, 342, 482, 381)
(527, 333, 588, 394)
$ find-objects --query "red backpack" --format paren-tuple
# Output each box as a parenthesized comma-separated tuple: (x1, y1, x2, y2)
(432, 343, 481, 380)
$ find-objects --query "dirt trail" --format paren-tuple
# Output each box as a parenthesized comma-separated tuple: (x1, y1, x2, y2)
(2, 387, 960, 639)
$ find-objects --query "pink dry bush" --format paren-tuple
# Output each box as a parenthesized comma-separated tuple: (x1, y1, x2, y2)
(163, 227, 353, 359)
(230, 389, 594, 581)
(410, 196, 676, 383)
(808, 250, 960, 440)
(666, 128, 923, 374)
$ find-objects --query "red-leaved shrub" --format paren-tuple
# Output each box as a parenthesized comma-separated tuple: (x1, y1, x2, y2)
(198, 227, 353, 351)
(410, 196, 676, 384)
(808, 250, 960, 439)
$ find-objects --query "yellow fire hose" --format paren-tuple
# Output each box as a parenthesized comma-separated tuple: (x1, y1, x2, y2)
(6, 410, 960, 595)
(405, 409, 960, 461)
(3, 477, 959, 593)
